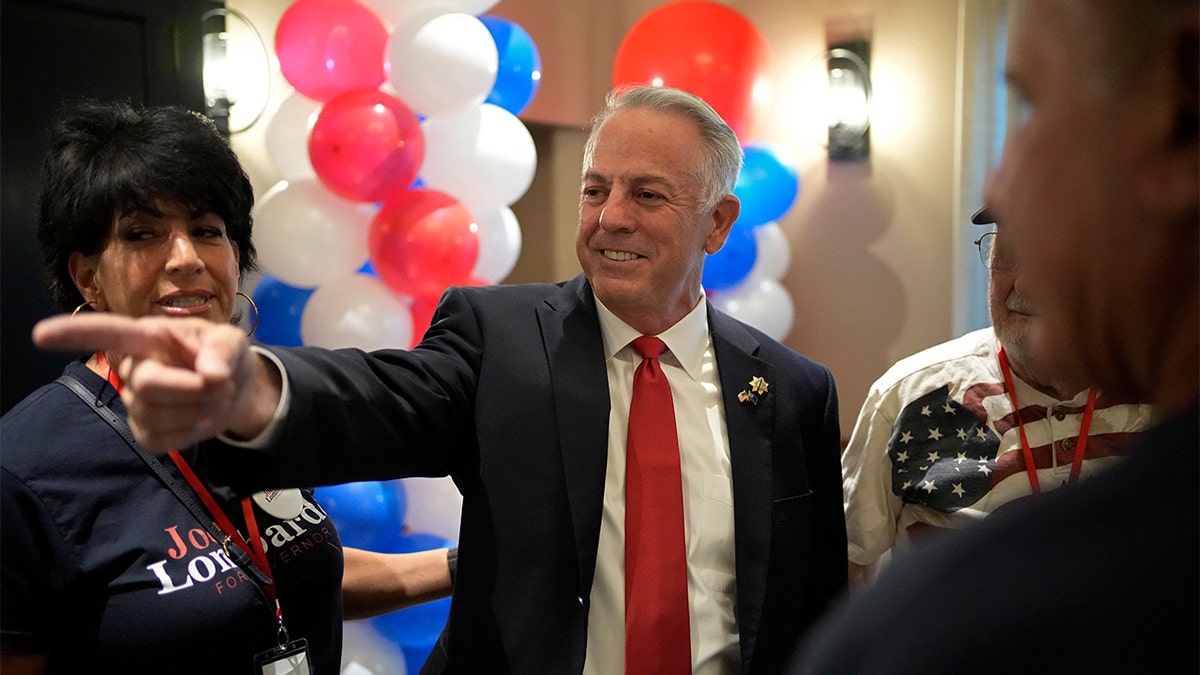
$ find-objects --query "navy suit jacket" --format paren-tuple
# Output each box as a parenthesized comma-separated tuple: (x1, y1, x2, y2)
(242, 274, 847, 673)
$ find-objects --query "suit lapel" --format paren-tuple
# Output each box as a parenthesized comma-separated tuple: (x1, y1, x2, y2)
(708, 305, 775, 669)
(537, 275, 611, 598)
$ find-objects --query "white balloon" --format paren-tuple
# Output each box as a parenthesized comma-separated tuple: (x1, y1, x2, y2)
(388, 13, 498, 118)
(401, 476, 462, 543)
(253, 180, 374, 288)
(471, 206, 522, 283)
(341, 620, 408, 675)
(419, 104, 537, 215)
(711, 277, 796, 342)
(301, 274, 414, 350)
(264, 91, 319, 181)
(749, 221, 792, 281)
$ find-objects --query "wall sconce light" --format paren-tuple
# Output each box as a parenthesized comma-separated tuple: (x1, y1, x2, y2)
(824, 41, 871, 161)
(202, 8, 270, 134)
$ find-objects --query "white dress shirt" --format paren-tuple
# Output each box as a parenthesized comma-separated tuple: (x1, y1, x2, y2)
(584, 296, 740, 674)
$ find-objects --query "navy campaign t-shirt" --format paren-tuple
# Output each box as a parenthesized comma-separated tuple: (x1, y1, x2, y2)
(1, 360, 345, 673)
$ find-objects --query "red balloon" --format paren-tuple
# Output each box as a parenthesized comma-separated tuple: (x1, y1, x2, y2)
(408, 296, 439, 349)
(309, 89, 425, 203)
(407, 278, 487, 348)
(369, 189, 481, 300)
(612, 1, 769, 139)
(276, 0, 388, 101)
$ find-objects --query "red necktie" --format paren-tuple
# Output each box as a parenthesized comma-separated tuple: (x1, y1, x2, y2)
(625, 336, 691, 674)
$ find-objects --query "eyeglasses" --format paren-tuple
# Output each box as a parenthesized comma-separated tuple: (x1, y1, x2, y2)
(973, 231, 1010, 270)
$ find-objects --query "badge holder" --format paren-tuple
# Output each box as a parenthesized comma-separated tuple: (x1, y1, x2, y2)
(254, 625, 311, 675)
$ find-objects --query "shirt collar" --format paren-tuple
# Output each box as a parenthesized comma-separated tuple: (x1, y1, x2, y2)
(594, 293, 710, 382)
(1009, 369, 1092, 408)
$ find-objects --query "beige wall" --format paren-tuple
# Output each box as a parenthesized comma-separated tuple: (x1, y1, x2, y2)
(228, 0, 995, 439)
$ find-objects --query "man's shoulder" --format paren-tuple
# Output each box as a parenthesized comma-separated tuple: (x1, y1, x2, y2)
(869, 327, 996, 393)
(455, 276, 585, 309)
(705, 310, 835, 402)
(705, 299, 779, 347)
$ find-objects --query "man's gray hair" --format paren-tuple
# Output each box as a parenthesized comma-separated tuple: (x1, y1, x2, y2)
(583, 85, 744, 214)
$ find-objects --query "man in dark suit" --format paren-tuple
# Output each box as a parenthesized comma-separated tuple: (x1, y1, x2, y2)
(36, 85, 848, 672)
(791, 1, 1198, 672)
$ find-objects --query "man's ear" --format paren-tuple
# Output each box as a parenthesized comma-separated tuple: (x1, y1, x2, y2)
(1169, 3, 1198, 150)
(705, 194, 741, 255)
(1137, 5, 1199, 225)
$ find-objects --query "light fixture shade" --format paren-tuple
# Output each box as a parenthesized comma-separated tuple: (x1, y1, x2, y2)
(825, 42, 871, 161)
(202, 28, 231, 114)
(201, 8, 270, 134)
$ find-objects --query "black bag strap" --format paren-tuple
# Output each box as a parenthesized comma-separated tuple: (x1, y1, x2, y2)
(55, 373, 270, 586)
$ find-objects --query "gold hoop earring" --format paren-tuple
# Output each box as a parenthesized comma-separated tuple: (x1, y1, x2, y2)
(237, 291, 259, 337)
(72, 301, 94, 317)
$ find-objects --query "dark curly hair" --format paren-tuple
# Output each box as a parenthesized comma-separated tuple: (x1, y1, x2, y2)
(36, 99, 258, 311)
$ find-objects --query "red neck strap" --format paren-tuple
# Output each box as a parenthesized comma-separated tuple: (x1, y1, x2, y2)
(996, 345, 1096, 495)
(97, 352, 281, 621)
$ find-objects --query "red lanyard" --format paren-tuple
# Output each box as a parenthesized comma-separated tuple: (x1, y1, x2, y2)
(996, 345, 1096, 495)
(98, 352, 283, 626)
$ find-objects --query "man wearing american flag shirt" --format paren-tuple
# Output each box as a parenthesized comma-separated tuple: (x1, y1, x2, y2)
(793, 4, 1196, 668)
(840, 211, 1156, 588)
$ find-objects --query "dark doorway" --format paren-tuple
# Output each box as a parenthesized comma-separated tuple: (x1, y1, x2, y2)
(1, 0, 218, 414)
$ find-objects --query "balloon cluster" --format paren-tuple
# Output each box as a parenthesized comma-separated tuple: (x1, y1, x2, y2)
(252, 0, 542, 351)
(613, 0, 801, 341)
(317, 476, 464, 673)
(248, 0, 539, 669)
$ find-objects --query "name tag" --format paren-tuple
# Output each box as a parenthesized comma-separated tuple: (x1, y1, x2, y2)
(254, 638, 311, 675)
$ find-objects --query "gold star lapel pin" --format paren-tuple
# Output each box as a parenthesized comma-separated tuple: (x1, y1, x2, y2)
(749, 376, 769, 396)
(739, 376, 769, 405)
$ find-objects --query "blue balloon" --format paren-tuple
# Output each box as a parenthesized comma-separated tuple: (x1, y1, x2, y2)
(402, 642, 436, 674)
(369, 532, 455, 648)
(702, 223, 757, 291)
(383, 530, 449, 554)
(734, 142, 801, 229)
(313, 481, 407, 551)
(480, 15, 542, 116)
(251, 274, 313, 347)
